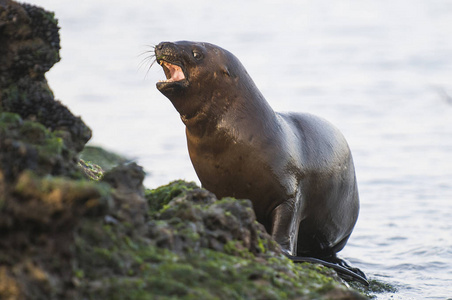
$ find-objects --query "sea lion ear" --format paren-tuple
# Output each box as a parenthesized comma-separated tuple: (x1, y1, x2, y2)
(222, 67, 231, 77)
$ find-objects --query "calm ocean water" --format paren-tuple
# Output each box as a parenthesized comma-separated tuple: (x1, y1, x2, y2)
(26, 1, 452, 298)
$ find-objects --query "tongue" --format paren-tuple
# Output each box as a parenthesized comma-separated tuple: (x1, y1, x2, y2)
(167, 63, 185, 82)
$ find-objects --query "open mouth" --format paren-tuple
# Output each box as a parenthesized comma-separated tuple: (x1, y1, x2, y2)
(158, 60, 186, 83)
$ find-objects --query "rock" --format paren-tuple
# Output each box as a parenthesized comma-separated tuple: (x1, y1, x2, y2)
(75, 180, 367, 300)
(0, 2, 107, 299)
(80, 145, 130, 172)
(78, 159, 104, 181)
(0, 0, 91, 152)
(148, 186, 281, 257)
(102, 163, 148, 228)
(0, 112, 79, 182)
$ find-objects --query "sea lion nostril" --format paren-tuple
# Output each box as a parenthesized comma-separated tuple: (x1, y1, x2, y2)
(156, 42, 170, 50)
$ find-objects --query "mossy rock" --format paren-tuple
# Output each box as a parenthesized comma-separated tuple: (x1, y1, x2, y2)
(145, 180, 199, 216)
(73, 181, 367, 300)
(0, 111, 80, 181)
(350, 279, 398, 299)
(75, 219, 364, 300)
(80, 145, 129, 172)
(78, 159, 104, 181)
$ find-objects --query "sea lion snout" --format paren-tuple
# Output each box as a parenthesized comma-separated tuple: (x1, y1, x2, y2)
(155, 41, 175, 51)
(155, 42, 180, 62)
(155, 42, 166, 50)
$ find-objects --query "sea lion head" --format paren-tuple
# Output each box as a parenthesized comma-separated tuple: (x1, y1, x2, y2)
(155, 41, 242, 120)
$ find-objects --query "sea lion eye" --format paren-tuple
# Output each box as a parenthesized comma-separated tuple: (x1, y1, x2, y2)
(193, 50, 203, 60)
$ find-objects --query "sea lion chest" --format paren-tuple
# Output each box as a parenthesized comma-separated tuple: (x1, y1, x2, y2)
(185, 117, 293, 229)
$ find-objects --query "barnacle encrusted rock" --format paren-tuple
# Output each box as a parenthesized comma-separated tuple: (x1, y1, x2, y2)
(0, 2, 102, 299)
(0, 0, 91, 152)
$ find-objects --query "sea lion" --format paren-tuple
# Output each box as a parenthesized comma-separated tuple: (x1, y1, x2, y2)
(154, 41, 366, 283)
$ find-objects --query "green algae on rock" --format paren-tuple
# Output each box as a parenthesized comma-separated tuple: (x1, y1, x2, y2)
(145, 180, 199, 217)
(80, 145, 130, 172)
(73, 179, 366, 300)
(78, 159, 104, 181)
(78, 145, 134, 181)
(350, 278, 398, 299)
(12, 170, 111, 224)
(0, 2, 102, 299)
(0, 111, 79, 181)
(0, 108, 111, 299)
(146, 183, 281, 257)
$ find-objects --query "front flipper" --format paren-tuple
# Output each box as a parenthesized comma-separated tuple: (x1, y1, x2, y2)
(270, 200, 302, 255)
(285, 253, 369, 286)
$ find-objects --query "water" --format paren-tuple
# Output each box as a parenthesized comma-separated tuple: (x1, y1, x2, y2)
(24, 1, 452, 298)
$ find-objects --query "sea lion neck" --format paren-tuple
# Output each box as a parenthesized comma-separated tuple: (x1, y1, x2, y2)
(183, 77, 277, 139)
(222, 93, 280, 143)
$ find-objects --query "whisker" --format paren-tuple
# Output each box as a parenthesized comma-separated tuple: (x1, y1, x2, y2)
(137, 44, 158, 79)
(137, 44, 156, 58)
(138, 55, 154, 71)
(144, 58, 158, 79)
(137, 50, 155, 57)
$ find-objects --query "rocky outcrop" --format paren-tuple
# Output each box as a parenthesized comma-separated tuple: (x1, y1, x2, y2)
(0, 0, 91, 153)
(0, 1, 106, 299)
(0, 1, 370, 299)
